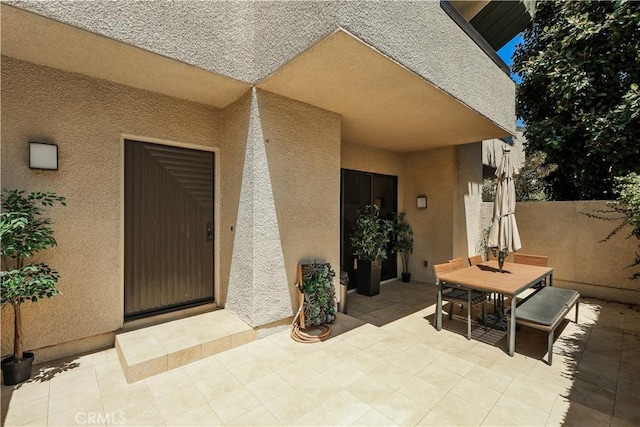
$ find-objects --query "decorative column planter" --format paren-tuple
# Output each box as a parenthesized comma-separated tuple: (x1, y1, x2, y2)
(356, 259, 382, 296)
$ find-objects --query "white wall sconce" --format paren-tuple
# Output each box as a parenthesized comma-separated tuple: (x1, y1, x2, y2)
(416, 195, 427, 209)
(29, 142, 58, 170)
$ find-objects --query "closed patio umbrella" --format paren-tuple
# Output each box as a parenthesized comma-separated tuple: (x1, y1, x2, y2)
(488, 147, 521, 271)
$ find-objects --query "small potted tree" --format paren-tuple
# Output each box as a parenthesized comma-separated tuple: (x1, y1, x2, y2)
(393, 212, 414, 282)
(349, 205, 393, 296)
(1, 190, 65, 385)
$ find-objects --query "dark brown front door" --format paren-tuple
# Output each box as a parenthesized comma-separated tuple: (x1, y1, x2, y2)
(124, 140, 214, 319)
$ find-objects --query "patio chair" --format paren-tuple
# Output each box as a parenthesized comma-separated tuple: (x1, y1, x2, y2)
(434, 262, 486, 340)
(448, 257, 465, 270)
(468, 254, 484, 266)
(514, 253, 549, 288)
(471, 253, 504, 321)
(513, 253, 548, 267)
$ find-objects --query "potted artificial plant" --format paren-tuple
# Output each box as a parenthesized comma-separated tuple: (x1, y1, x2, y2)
(1, 190, 65, 385)
(349, 205, 393, 296)
(393, 212, 414, 282)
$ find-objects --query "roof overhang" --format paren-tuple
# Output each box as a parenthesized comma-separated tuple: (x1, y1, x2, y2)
(470, 1, 535, 50)
(450, 0, 490, 20)
(0, 4, 251, 109)
(257, 30, 510, 152)
(2, 5, 511, 152)
(450, 0, 536, 50)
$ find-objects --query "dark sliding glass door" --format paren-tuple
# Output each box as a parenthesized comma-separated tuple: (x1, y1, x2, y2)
(341, 169, 398, 290)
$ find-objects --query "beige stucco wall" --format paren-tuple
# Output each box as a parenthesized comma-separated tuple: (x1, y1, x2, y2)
(2, 1, 519, 358)
(258, 90, 342, 321)
(337, 1, 515, 134)
(479, 201, 640, 305)
(402, 147, 458, 283)
(217, 95, 251, 310)
(341, 142, 405, 180)
(1, 58, 343, 359)
(340, 142, 406, 276)
(341, 143, 481, 284)
(225, 89, 341, 327)
(482, 129, 525, 170)
(8, 0, 515, 133)
(453, 143, 484, 260)
(6, 0, 256, 83)
(0, 57, 223, 360)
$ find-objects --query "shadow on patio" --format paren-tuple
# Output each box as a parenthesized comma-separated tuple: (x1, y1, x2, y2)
(347, 279, 640, 426)
(1, 279, 637, 426)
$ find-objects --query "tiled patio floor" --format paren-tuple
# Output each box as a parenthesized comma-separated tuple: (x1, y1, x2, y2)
(2, 280, 639, 426)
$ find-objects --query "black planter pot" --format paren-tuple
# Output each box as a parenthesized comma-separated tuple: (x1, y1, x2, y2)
(2, 352, 34, 386)
(356, 259, 381, 296)
(401, 272, 411, 283)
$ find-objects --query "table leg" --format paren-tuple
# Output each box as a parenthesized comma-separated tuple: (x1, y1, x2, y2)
(467, 290, 472, 340)
(509, 294, 517, 356)
(549, 272, 553, 287)
(436, 283, 442, 331)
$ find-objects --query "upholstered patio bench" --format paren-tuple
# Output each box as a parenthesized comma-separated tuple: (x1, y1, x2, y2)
(506, 286, 580, 366)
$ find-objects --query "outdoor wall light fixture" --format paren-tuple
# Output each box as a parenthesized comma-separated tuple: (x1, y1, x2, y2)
(29, 142, 58, 170)
(416, 195, 427, 209)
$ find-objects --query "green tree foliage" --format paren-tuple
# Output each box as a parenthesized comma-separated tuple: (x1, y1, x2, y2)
(615, 173, 640, 279)
(349, 205, 394, 261)
(483, 150, 558, 202)
(584, 173, 640, 279)
(514, 0, 640, 200)
(392, 212, 413, 274)
(1, 190, 66, 361)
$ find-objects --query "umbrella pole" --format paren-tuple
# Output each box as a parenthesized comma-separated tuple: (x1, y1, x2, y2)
(498, 250, 506, 272)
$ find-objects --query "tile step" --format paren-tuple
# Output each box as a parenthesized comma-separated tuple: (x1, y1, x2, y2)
(115, 309, 256, 383)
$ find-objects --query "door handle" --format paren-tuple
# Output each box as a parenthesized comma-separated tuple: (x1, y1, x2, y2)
(206, 222, 213, 242)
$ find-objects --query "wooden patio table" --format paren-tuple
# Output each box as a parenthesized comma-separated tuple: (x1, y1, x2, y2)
(436, 260, 553, 357)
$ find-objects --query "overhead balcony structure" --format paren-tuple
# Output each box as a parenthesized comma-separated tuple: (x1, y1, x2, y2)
(2, 2, 523, 152)
(257, 30, 511, 152)
(1, 5, 251, 109)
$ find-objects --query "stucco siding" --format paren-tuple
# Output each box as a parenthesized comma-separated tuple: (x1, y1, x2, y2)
(0, 57, 222, 359)
(225, 89, 341, 327)
(402, 147, 457, 283)
(258, 91, 342, 319)
(341, 142, 405, 229)
(338, 1, 515, 134)
(454, 143, 484, 259)
(7, 0, 256, 83)
(341, 143, 466, 283)
(7, 1, 515, 132)
(516, 201, 640, 305)
(478, 201, 640, 305)
(218, 95, 251, 310)
(252, 1, 339, 80)
(341, 142, 405, 179)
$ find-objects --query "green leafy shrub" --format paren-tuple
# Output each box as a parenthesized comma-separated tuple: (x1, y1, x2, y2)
(349, 205, 394, 261)
(584, 173, 640, 280)
(392, 212, 413, 274)
(301, 262, 336, 327)
(612, 173, 640, 279)
(483, 151, 557, 202)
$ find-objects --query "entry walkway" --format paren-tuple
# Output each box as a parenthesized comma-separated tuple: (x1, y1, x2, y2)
(2, 280, 638, 426)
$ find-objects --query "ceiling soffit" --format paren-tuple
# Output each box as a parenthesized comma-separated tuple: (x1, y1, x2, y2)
(2, 5, 509, 151)
(257, 29, 510, 153)
(0, 5, 251, 109)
